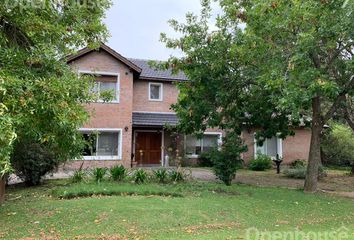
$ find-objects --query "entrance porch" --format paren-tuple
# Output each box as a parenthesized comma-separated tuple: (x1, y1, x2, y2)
(132, 112, 182, 167)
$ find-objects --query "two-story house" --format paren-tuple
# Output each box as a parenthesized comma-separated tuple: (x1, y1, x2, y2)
(65, 44, 311, 169)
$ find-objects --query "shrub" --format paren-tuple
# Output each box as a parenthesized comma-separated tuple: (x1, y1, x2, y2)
(290, 159, 307, 168)
(284, 166, 327, 179)
(154, 168, 168, 183)
(283, 168, 306, 179)
(169, 169, 185, 182)
(248, 154, 273, 171)
(322, 122, 354, 174)
(72, 170, 86, 183)
(11, 138, 60, 186)
(110, 165, 127, 181)
(133, 169, 148, 184)
(92, 167, 107, 183)
(198, 151, 214, 167)
(71, 162, 86, 183)
(210, 133, 246, 186)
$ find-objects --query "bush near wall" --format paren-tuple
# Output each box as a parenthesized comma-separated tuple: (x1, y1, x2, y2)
(11, 138, 62, 186)
(321, 122, 354, 173)
(248, 154, 273, 171)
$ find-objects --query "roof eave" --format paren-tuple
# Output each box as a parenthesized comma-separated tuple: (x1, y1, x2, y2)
(139, 76, 187, 82)
(66, 44, 142, 74)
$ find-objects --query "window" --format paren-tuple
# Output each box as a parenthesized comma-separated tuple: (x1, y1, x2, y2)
(185, 133, 222, 157)
(79, 71, 120, 103)
(92, 81, 118, 101)
(81, 129, 122, 160)
(149, 82, 163, 101)
(254, 136, 282, 159)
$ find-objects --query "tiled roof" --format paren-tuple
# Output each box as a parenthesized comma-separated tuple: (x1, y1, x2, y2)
(129, 59, 188, 81)
(132, 112, 179, 126)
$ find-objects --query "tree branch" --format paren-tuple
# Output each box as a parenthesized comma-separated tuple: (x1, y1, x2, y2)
(323, 75, 354, 122)
(344, 112, 354, 131)
(327, 43, 353, 67)
(343, 96, 354, 131)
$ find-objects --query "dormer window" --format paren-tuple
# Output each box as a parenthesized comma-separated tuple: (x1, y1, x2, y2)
(149, 82, 163, 101)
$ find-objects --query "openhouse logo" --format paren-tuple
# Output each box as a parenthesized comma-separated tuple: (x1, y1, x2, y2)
(245, 226, 351, 240)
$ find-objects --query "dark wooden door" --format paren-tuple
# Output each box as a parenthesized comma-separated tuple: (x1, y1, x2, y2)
(135, 132, 162, 165)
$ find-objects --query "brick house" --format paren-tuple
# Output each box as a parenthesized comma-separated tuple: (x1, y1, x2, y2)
(66, 44, 311, 169)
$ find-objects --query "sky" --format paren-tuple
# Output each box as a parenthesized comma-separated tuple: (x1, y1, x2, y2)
(104, 0, 215, 60)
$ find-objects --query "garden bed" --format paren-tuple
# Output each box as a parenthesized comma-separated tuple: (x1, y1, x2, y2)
(52, 182, 184, 199)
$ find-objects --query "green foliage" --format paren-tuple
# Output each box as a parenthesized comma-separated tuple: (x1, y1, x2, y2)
(290, 159, 307, 169)
(91, 168, 107, 183)
(198, 151, 214, 167)
(133, 169, 148, 184)
(160, 0, 353, 191)
(11, 138, 60, 186)
(210, 133, 246, 186)
(322, 123, 354, 168)
(153, 168, 169, 183)
(283, 168, 307, 179)
(72, 170, 86, 183)
(284, 166, 327, 180)
(249, 154, 273, 171)
(53, 182, 183, 199)
(110, 165, 127, 182)
(0, 87, 16, 178)
(169, 169, 185, 182)
(0, 0, 111, 175)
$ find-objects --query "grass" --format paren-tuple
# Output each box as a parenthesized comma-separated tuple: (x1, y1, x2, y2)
(0, 180, 353, 239)
(234, 169, 354, 192)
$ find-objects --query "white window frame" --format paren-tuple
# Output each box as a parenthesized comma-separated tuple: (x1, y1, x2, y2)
(184, 132, 222, 158)
(79, 128, 123, 160)
(148, 82, 163, 101)
(78, 70, 120, 103)
(254, 135, 283, 159)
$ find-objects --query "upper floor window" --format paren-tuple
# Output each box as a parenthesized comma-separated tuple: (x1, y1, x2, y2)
(80, 71, 120, 103)
(149, 82, 163, 101)
(254, 136, 283, 159)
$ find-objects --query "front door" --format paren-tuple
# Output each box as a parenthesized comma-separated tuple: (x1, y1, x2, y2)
(135, 131, 162, 165)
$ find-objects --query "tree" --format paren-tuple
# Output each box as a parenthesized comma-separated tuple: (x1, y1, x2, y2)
(160, 0, 353, 192)
(0, 1, 111, 179)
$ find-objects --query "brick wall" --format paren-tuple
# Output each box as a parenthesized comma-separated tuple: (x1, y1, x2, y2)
(242, 128, 311, 165)
(68, 50, 133, 167)
(133, 80, 178, 112)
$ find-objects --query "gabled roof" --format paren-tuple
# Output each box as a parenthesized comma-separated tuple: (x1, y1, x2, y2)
(67, 44, 188, 81)
(132, 112, 179, 127)
(129, 58, 188, 82)
(67, 44, 142, 73)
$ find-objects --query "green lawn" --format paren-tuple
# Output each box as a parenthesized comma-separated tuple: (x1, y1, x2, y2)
(1, 180, 353, 239)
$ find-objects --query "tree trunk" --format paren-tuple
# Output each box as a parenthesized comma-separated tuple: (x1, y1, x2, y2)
(0, 177, 5, 205)
(304, 97, 322, 193)
(351, 163, 354, 176)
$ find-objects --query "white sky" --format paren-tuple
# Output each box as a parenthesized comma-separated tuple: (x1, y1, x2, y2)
(104, 0, 218, 60)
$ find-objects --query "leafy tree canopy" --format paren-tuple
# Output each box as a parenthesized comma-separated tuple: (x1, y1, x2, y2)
(0, 0, 112, 175)
(160, 0, 353, 192)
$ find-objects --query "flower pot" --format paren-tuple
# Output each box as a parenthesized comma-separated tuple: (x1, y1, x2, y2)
(0, 178, 5, 205)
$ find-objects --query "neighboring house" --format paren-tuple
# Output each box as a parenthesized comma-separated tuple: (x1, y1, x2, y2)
(65, 44, 311, 169)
